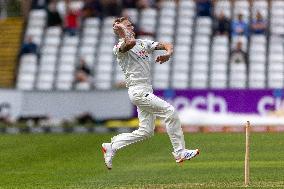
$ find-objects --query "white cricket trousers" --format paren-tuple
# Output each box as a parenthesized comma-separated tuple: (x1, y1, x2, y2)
(111, 85, 185, 153)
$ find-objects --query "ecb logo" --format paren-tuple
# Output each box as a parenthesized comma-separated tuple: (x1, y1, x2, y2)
(166, 93, 228, 113)
(258, 96, 284, 115)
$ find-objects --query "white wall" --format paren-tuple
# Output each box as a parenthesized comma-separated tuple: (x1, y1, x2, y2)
(0, 89, 133, 120)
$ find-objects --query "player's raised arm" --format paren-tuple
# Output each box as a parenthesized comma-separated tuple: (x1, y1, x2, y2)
(113, 17, 136, 53)
(154, 42, 173, 64)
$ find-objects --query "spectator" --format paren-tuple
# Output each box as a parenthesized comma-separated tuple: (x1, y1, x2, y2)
(124, 0, 160, 10)
(229, 41, 247, 65)
(75, 58, 92, 85)
(231, 13, 248, 37)
(46, 1, 62, 27)
(19, 36, 38, 57)
(64, 4, 80, 36)
(102, 0, 122, 17)
(195, 0, 213, 17)
(251, 11, 266, 34)
(31, 0, 50, 9)
(213, 11, 230, 35)
(81, 0, 103, 19)
(122, 0, 137, 8)
(154, 0, 164, 9)
(136, 0, 151, 10)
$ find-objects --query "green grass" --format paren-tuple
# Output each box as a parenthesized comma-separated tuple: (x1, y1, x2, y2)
(0, 133, 283, 189)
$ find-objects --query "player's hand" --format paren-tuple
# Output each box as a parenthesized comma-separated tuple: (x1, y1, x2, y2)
(156, 54, 171, 64)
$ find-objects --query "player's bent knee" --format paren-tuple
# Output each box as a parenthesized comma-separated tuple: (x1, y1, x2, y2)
(165, 106, 179, 122)
(166, 106, 177, 117)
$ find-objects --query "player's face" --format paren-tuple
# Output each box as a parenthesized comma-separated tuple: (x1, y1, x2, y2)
(122, 20, 135, 36)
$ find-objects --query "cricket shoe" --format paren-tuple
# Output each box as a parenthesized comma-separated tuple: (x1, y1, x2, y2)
(102, 143, 115, 170)
(172, 149, 200, 163)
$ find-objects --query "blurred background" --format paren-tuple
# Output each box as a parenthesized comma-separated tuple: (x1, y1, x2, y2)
(1, 0, 284, 133)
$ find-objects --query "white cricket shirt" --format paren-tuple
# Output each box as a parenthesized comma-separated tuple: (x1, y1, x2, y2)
(113, 38, 158, 88)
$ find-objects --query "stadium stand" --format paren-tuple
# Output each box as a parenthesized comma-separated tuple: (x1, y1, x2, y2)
(16, 0, 284, 90)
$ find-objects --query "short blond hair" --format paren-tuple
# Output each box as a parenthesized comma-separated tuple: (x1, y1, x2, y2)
(113, 17, 129, 27)
(113, 17, 130, 35)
